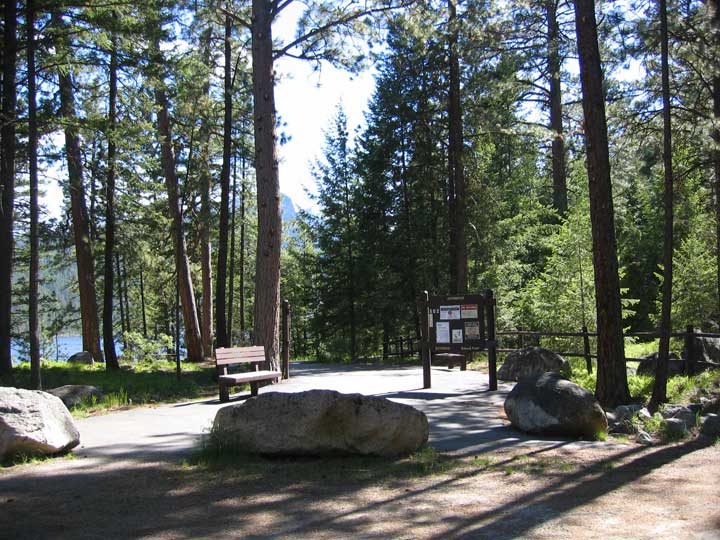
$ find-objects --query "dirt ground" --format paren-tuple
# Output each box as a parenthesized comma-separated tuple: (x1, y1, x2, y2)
(1, 436, 718, 540)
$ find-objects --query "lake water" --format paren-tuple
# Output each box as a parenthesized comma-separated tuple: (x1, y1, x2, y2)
(11, 336, 123, 365)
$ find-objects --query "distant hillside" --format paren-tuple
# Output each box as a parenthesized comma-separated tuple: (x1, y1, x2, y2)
(281, 193, 298, 223)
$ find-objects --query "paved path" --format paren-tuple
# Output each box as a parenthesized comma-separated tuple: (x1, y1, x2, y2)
(74, 363, 618, 465)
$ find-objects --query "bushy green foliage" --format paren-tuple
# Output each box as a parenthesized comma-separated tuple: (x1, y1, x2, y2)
(121, 332, 174, 364)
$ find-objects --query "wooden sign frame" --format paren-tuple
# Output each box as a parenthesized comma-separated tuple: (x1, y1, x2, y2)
(417, 289, 498, 390)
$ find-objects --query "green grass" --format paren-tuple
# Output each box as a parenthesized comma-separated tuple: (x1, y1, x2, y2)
(11, 360, 218, 415)
(190, 427, 460, 481)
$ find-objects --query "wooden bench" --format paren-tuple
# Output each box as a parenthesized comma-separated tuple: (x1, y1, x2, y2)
(215, 346, 282, 402)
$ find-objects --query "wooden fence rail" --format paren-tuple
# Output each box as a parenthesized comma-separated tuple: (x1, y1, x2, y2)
(496, 324, 720, 375)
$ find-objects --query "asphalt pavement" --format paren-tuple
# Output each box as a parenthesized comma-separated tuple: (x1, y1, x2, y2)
(72, 362, 618, 464)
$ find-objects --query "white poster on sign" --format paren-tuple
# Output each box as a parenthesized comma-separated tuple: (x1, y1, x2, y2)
(465, 321, 480, 339)
(440, 305, 461, 320)
(436, 322, 450, 343)
(452, 329, 463, 343)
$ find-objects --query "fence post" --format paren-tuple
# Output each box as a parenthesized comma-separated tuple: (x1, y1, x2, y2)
(582, 325, 592, 374)
(684, 325, 696, 375)
(281, 300, 290, 379)
(485, 289, 498, 391)
(518, 325, 524, 349)
(399, 337, 405, 359)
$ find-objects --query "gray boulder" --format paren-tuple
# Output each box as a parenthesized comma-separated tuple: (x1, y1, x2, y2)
(700, 414, 720, 438)
(212, 390, 428, 457)
(663, 418, 688, 438)
(504, 373, 607, 439)
(660, 404, 698, 431)
(67, 351, 94, 365)
(497, 347, 572, 382)
(46, 385, 103, 408)
(0, 387, 80, 460)
(636, 352, 684, 377)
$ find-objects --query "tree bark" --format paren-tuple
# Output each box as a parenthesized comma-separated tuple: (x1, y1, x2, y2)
(573, 0, 629, 408)
(103, 36, 120, 370)
(116, 252, 126, 348)
(650, 0, 674, 407)
(57, 23, 103, 364)
(240, 159, 247, 339)
(547, 0, 568, 216)
(152, 43, 204, 363)
(139, 267, 147, 338)
(447, 0, 467, 294)
(216, 12, 234, 349)
(198, 27, 214, 360)
(251, 0, 282, 369)
(709, 0, 720, 314)
(227, 151, 237, 342)
(0, 0, 17, 380)
(27, 0, 41, 388)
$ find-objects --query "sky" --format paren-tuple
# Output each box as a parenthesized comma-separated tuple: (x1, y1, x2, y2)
(272, 7, 376, 212)
(274, 60, 375, 213)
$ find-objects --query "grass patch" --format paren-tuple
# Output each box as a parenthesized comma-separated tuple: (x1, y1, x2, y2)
(190, 428, 460, 482)
(11, 361, 218, 415)
(498, 455, 576, 476)
(2, 450, 76, 468)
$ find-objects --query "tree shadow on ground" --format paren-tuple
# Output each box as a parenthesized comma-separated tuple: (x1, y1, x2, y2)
(0, 436, 715, 540)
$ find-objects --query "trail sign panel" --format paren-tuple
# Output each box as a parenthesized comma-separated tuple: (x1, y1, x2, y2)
(426, 294, 486, 353)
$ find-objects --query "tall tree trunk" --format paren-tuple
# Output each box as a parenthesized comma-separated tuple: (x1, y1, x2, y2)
(573, 0, 629, 408)
(251, 0, 282, 369)
(0, 0, 17, 380)
(139, 267, 147, 338)
(152, 44, 204, 363)
(116, 252, 126, 348)
(650, 0, 675, 407)
(103, 36, 120, 370)
(240, 159, 247, 339)
(447, 0, 467, 294)
(198, 27, 214, 360)
(216, 13, 234, 349)
(709, 0, 720, 314)
(57, 20, 103, 364)
(27, 0, 41, 388)
(547, 0, 568, 216)
(122, 258, 131, 334)
(227, 152, 237, 342)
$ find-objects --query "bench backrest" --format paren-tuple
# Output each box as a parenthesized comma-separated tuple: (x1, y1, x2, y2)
(215, 346, 267, 366)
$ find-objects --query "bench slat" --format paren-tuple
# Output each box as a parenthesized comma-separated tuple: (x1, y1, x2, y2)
(219, 370, 282, 384)
(215, 346, 267, 366)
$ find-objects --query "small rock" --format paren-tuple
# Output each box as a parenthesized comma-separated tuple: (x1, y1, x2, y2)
(67, 351, 94, 365)
(613, 404, 643, 422)
(497, 347, 572, 382)
(663, 418, 688, 439)
(46, 385, 103, 408)
(700, 414, 720, 438)
(0, 387, 80, 460)
(637, 408, 653, 421)
(636, 352, 684, 376)
(660, 404, 697, 431)
(636, 430, 654, 444)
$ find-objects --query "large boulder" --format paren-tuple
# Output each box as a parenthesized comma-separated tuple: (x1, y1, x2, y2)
(636, 352, 684, 377)
(504, 373, 607, 439)
(67, 351, 94, 365)
(0, 387, 80, 460)
(497, 347, 572, 382)
(212, 390, 428, 457)
(46, 385, 103, 408)
(700, 414, 720, 438)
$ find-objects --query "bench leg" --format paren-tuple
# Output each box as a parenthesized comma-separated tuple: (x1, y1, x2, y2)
(219, 384, 230, 403)
(250, 382, 259, 397)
